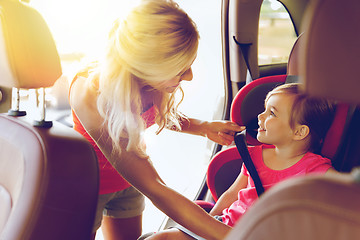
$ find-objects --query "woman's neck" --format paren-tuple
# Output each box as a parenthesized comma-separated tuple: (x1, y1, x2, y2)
(140, 86, 157, 111)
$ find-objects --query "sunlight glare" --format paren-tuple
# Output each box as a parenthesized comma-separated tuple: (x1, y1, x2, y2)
(269, 0, 282, 11)
(30, 0, 140, 58)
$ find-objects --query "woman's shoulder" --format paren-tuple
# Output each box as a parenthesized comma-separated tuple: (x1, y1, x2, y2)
(69, 70, 103, 133)
(70, 61, 99, 96)
(70, 75, 96, 110)
(70, 62, 100, 105)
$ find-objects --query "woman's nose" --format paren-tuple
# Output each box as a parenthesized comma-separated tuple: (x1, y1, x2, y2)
(180, 68, 193, 81)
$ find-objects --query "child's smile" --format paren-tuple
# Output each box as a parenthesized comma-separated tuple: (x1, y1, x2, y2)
(257, 93, 295, 146)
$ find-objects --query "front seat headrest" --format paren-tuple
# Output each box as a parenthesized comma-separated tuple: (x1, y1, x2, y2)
(300, 0, 360, 104)
(0, 0, 62, 89)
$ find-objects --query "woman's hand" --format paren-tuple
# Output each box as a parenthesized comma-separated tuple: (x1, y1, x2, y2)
(203, 121, 245, 146)
(176, 117, 245, 146)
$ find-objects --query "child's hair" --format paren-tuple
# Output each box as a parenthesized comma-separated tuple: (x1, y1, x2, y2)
(84, 0, 199, 158)
(265, 83, 336, 153)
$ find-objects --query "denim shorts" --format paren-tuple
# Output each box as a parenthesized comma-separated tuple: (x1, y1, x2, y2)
(93, 186, 145, 232)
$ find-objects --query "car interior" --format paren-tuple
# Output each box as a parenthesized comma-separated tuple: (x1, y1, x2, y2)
(0, 0, 359, 239)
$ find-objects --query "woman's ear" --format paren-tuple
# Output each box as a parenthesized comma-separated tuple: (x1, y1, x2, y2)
(293, 124, 310, 140)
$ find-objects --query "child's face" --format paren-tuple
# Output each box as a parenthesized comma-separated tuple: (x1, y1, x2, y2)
(257, 93, 296, 146)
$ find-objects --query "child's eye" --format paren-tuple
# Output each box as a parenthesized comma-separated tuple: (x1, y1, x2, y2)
(270, 111, 276, 117)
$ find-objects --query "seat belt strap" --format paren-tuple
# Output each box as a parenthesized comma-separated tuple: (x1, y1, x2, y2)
(234, 130, 265, 196)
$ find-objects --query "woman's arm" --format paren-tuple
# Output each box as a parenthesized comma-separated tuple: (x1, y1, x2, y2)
(95, 130, 231, 240)
(210, 172, 248, 216)
(70, 89, 231, 239)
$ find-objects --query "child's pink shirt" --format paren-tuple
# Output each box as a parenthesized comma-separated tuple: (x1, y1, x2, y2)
(221, 144, 332, 226)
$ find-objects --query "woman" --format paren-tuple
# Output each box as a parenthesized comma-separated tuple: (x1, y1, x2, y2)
(69, 0, 242, 239)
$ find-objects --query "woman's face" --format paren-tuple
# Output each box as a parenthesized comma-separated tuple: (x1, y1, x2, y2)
(161, 67, 193, 93)
(257, 93, 296, 146)
(158, 57, 196, 93)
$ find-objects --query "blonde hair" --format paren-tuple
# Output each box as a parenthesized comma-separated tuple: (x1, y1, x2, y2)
(265, 83, 336, 153)
(88, 0, 199, 158)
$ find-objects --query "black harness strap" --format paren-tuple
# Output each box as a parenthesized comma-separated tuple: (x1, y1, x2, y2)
(234, 130, 265, 197)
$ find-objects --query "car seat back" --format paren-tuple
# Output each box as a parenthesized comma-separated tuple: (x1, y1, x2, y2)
(225, 173, 360, 240)
(0, 1, 99, 239)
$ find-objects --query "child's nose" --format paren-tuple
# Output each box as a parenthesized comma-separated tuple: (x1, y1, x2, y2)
(258, 111, 265, 121)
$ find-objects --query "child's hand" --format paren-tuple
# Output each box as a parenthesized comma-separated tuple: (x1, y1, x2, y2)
(204, 121, 245, 146)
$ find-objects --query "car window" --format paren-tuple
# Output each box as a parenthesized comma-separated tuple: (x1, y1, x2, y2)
(258, 0, 297, 65)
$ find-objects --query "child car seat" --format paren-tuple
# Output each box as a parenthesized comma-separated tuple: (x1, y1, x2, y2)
(202, 33, 351, 206)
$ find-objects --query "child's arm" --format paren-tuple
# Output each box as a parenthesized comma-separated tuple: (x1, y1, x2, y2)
(210, 172, 248, 216)
(325, 167, 339, 175)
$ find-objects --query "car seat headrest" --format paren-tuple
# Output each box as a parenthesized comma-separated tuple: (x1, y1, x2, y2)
(300, 0, 360, 104)
(231, 75, 293, 145)
(287, 33, 304, 76)
(0, 0, 62, 89)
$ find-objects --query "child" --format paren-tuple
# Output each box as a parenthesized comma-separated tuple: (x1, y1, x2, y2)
(145, 83, 336, 239)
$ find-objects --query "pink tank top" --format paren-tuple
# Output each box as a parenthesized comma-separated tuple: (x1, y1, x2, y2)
(70, 75, 158, 194)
